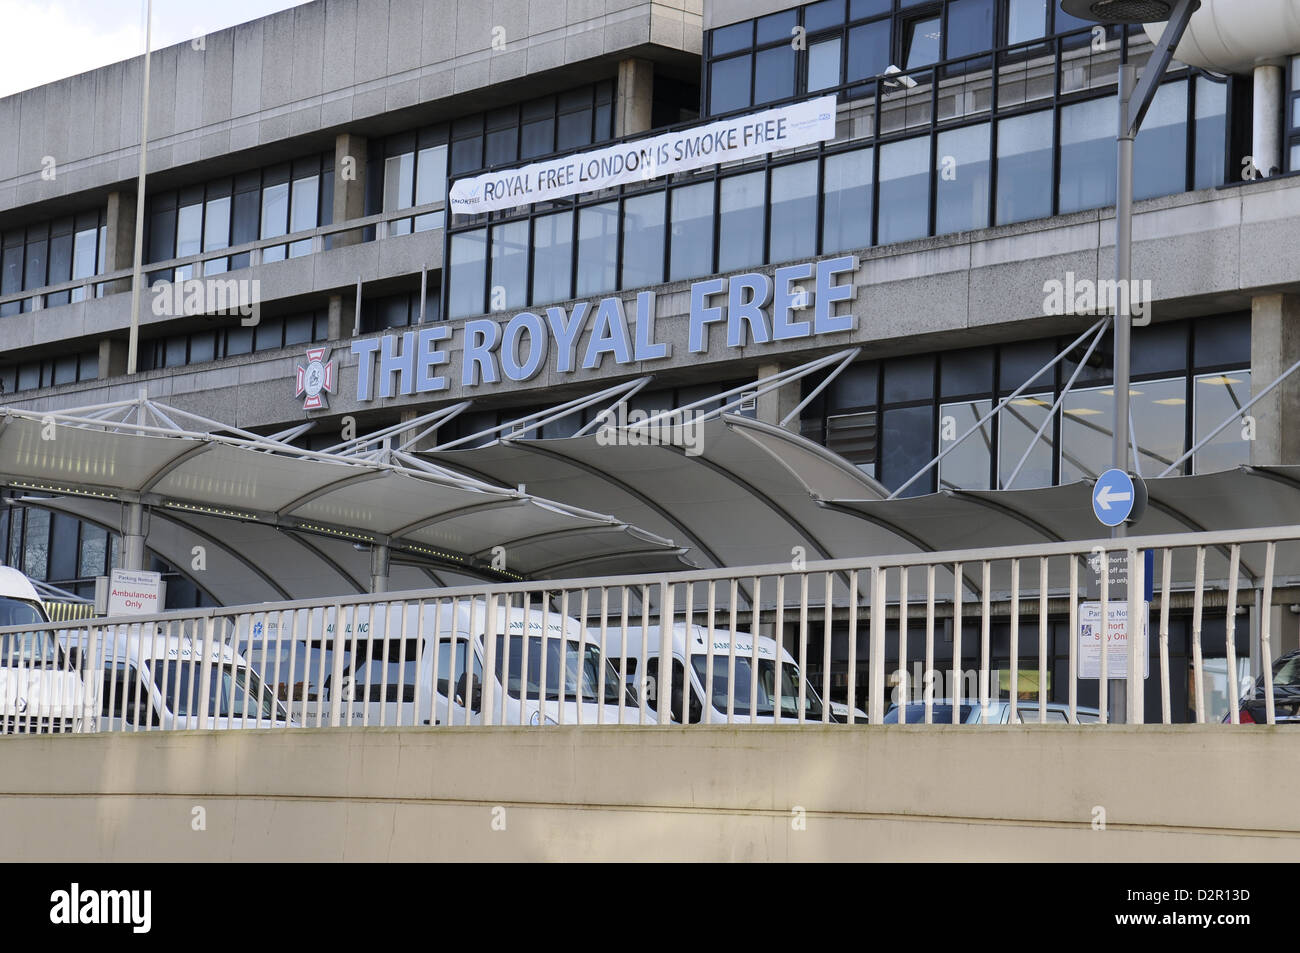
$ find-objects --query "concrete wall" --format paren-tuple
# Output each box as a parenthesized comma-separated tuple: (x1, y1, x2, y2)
(2, 726, 1296, 861)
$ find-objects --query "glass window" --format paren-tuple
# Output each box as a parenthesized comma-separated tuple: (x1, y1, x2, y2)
(70, 226, 97, 301)
(557, 110, 592, 151)
(576, 202, 619, 297)
(826, 411, 878, 470)
(1135, 80, 1188, 201)
(808, 38, 842, 92)
(231, 184, 260, 270)
(1194, 78, 1227, 189)
(46, 225, 72, 307)
(710, 55, 752, 114)
(175, 201, 202, 277)
(485, 126, 518, 167)
(1007, 0, 1047, 46)
(621, 192, 666, 290)
(717, 172, 766, 273)
(769, 160, 819, 264)
(881, 405, 934, 497)
(24, 508, 49, 580)
(804, 0, 844, 33)
(448, 228, 487, 319)
(531, 210, 574, 306)
(939, 399, 992, 490)
(284, 314, 313, 346)
(878, 136, 930, 244)
(754, 45, 796, 105)
(936, 123, 990, 234)
(78, 523, 107, 578)
(1061, 379, 1187, 482)
(904, 16, 942, 69)
(203, 195, 231, 275)
(260, 181, 289, 263)
(846, 20, 891, 83)
(851, 0, 890, 16)
(289, 174, 319, 256)
(521, 117, 555, 160)
(670, 182, 715, 281)
(884, 353, 934, 403)
(996, 110, 1053, 225)
(23, 229, 47, 304)
(416, 144, 448, 205)
(822, 148, 873, 253)
(999, 394, 1053, 489)
(490, 220, 529, 313)
(711, 21, 752, 56)
(1194, 371, 1251, 474)
(941, 347, 993, 397)
(225, 325, 253, 356)
(189, 330, 216, 363)
(947, 0, 994, 60)
(756, 10, 797, 44)
(1059, 97, 1117, 214)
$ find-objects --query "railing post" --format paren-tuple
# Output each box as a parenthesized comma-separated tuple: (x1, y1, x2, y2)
(197, 616, 216, 728)
(869, 566, 886, 724)
(481, 594, 498, 726)
(1127, 543, 1144, 724)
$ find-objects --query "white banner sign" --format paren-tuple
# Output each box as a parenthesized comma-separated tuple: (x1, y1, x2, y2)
(1079, 601, 1149, 680)
(108, 569, 163, 616)
(448, 95, 839, 215)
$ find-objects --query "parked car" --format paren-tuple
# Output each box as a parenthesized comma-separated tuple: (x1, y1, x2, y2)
(882, 699, 1101, 724)
(1223, 650, 1300, 724)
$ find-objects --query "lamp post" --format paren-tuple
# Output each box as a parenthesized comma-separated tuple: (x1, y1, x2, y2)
(1059, 0, 1200, 722)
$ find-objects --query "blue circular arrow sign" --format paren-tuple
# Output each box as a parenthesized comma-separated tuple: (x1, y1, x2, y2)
(1093, 468, 1138, 527)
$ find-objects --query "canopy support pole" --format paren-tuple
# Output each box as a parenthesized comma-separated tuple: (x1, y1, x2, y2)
(370, 543, 391, 594)
(121, 501, 147, 571)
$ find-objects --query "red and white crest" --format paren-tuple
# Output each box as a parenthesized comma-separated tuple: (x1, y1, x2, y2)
(294, 347, 336, 411)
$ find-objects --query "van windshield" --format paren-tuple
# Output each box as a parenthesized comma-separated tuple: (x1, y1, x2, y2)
(494, 635, 628, 705)
(147, 659, 286, 721)
(0, 597, 58, 665)
(689, 654, 823, 718)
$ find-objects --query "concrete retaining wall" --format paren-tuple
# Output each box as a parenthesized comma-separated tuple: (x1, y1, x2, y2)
(1, 726, 1293, 861)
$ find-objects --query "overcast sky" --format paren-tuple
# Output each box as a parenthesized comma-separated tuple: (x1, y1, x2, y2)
(0, 0, 315, 98)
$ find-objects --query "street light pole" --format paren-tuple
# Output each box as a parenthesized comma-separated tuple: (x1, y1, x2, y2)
(1110, 60, 1136, 723)
(1061, 0, 1201, 723)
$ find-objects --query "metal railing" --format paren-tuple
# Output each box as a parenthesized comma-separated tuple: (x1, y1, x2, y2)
(2, 524, 1296, 735)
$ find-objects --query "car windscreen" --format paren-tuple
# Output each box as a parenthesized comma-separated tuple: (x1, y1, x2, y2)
(689, 654, 824, 719)
(883, 703, 975, 723)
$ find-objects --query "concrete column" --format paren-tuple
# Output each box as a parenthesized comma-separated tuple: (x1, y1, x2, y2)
(399, 408, 439, 451)
(754, 361, 801, 431)
(327, 293, 345, 340)
(369, 543, 390, 594)
(1250, 293, 1300, 466)
(615, 58, 654, 137)
(98, 338, 128, 379)
(332, 132, 368, 247)
(103, 191, 137, 293)
(1253, 65, 1284, 178)
(119, 501, 146, 571)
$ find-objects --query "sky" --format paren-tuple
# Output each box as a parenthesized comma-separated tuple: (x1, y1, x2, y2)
(0, 0, 315, 98)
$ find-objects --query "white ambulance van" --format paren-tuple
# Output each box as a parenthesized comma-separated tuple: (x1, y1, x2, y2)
(235, 597, 649, 726)
(0, 566, 90, 733)
(596, 623, 837, 724)
(57, 627, 291, 730)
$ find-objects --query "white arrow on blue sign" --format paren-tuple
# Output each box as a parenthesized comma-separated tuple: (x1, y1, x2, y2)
(1092, 468, 1138, 527)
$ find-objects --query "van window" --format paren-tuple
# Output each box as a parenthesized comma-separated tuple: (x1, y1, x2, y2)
(646, 657, 703, 723)
(0, 597, 58, 666)
(689, 654, 823, 719)
(436, 639, 482, 711)
(348, 638, 420, 702)
(102, 662, 160, 727)
(493, 635, 629, 705)
(239, 640, 350, 703)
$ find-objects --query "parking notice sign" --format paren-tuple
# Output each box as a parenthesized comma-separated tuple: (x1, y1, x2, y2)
(1079, 601, 1149, 679)
(108, 569, 163, 616)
